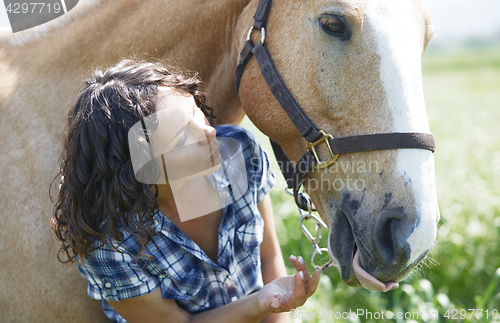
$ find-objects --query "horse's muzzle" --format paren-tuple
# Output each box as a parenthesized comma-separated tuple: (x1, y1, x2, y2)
(328, 195, 427, 288)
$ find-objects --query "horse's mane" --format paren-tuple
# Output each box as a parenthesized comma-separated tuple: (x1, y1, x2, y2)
(0, 0, 103, 46)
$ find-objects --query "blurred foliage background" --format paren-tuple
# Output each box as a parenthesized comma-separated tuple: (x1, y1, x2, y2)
(242, 45, 500, 322)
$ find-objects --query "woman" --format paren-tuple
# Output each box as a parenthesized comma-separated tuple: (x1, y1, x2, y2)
(51, 59, 320, 323)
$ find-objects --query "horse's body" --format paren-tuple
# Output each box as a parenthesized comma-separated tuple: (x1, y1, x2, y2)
(0, 0, 437, 321)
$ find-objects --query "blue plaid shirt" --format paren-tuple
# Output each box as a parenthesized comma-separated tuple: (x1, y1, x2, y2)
(78, 125, 275, 322)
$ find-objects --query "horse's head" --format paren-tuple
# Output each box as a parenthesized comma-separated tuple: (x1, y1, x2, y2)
(237, 0, 438, 289)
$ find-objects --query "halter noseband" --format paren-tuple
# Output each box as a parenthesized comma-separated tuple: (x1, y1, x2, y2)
(235, 0, 435, 211)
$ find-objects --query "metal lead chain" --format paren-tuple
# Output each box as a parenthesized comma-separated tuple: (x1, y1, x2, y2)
(296, 191, 330, 269)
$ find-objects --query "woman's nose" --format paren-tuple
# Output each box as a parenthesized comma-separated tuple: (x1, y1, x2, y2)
(200, 125, 216, 145)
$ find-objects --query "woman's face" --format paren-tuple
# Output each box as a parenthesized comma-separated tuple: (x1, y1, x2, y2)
(151, 87, 221, 182)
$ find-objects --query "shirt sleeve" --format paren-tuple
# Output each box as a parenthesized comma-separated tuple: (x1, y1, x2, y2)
(77, 241, 160, 302)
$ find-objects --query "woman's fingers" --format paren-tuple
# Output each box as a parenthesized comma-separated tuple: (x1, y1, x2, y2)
(291, 270, 306, 300)
(289, 255, 311, 282)
(259, 269, 322, 313)
(258, 292, 282, 313)
(296, 256, 310, 281)
(270, 255, 322, 311)
(290, 268, 321, 308)
(268, 298, 281, 310)
(304, 269, 321, 298)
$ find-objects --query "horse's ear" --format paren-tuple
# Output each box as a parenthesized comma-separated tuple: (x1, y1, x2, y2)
(4, 0, 80, 33)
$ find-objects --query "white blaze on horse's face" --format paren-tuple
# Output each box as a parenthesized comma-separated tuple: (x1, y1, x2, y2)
(366, 1, 438, 266)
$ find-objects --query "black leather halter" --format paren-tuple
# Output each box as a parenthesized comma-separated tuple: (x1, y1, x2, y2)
(235, 0, 435, 210)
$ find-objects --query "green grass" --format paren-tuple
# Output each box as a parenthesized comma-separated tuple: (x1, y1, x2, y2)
(241, 44, 500, 322)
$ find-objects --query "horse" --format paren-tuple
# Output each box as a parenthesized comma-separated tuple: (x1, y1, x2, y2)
(0, 0, 438, 321)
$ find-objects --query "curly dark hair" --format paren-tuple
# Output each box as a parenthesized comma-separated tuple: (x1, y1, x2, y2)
(51, 59, 216, 264)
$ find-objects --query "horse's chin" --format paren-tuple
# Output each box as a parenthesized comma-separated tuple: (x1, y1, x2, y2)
(352, 249, 400, 292)
(329, 241, 402, 292)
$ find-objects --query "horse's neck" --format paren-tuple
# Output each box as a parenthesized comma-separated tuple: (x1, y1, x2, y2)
(1, 0, 254, 123)
(6, 0, 248, 72)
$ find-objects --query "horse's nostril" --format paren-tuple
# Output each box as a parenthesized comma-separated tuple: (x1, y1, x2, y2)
(376, 218, 398, 263)
(374, 209, 410, 265)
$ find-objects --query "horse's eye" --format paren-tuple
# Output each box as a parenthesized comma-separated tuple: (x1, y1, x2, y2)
(319, 15, 352, 40)
(319, 15, 343, 33)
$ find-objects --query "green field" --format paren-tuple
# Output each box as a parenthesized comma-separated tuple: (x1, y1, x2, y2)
(242, 45, 500, 322)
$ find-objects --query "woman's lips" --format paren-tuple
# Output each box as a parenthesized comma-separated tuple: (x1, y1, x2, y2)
(352, 250, 399, 292)
(208, 146, 220, 160)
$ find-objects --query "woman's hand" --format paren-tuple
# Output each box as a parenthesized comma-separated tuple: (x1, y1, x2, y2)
(257, 255, 321, 313)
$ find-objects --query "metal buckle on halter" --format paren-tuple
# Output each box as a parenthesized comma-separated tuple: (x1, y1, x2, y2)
(246, 26, 266, 45)
(306, 130, 339, 169)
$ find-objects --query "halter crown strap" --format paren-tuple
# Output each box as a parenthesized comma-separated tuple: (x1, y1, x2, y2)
(252, 0, 272, 29)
